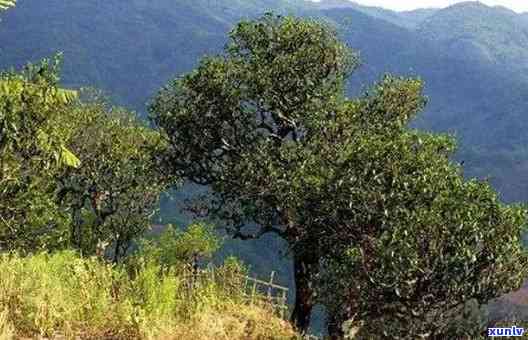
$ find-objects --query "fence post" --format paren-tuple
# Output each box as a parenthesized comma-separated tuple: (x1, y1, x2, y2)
(267, 271, 275, 300)
(243, 275, 248, 293)
(280, 290, 287, 319)
(210, 266, 216, 291)
(230, 271, 288, 319)
(251, 279, 257, 305)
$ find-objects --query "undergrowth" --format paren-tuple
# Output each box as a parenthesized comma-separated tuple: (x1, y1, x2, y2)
(0, 250, 296, 339)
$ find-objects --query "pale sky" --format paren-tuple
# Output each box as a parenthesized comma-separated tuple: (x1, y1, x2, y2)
(309, 0, 528, 13)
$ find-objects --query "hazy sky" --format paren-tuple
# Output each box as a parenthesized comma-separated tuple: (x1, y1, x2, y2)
(309, 0, 528, 13)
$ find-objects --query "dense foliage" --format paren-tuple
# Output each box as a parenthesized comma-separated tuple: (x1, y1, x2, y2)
(150, 13, 358, 333)
(55, 92, 175, 261)
(139, 223, 221, 269)
(151, 13, 528, 338)
(307, 112, 528, 337)
(0, 59, 174, 259)
(0, 57, 79, 251)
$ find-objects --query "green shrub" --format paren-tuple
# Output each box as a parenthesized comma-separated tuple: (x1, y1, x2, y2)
(137, 223, 222, 269)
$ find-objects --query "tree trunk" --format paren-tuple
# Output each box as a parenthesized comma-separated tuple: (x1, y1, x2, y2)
(290, 250, 318, 334)
(327, 312, 345, 340)
(113, 237, 122, 263)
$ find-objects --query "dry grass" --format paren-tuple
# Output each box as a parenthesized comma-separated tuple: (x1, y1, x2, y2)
(159, 304, 296, 340)
(0, 251, 297, 340)
(0, 307, 15, 340)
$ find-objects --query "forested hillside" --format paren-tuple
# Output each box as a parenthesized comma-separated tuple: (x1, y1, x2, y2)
(2, 1, 528, 337)
(312, 0, 438, 28)
(2, 0, 528, 202)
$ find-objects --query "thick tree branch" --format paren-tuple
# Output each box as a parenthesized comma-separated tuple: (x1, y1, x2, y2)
(232, 224, 286, 240)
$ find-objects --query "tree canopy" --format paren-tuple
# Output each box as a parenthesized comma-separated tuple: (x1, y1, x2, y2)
(1, 58, 175, 259)
(0, 57, 79, 250)
(55, 92, 175, 261)
(150, 12, 358, 332)
(306, 111, 528, 337)
(151, 13, 528, 338)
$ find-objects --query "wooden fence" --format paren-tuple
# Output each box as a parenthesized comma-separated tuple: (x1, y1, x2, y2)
(184, 267, 289, 319)
(241, 271, 289, 319)
(179, 269, 327, 339)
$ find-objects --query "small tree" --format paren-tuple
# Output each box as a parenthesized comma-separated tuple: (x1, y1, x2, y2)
(139, 223, 221, 269)
(0, 57, 79, 251)
(56, 93, 176, 261)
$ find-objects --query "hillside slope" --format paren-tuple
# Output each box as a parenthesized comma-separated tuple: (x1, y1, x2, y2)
(0, 0, 230, 110)
(418, 2, 528, 69)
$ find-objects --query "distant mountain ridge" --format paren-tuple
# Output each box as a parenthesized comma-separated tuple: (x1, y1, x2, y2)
(418, 1, 528, 68)
(311, 0, 438, 28)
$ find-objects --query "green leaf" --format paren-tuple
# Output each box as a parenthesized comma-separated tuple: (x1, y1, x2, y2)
(57, 88, 78, 104)
(60, 145, 81, 168)
(0, 0, 16, 11)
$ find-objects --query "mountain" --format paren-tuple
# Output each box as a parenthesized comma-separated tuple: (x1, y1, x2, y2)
(3, 0, 528, 330)
(0, 0, 235, 110)
(399, 8, 439, 27)
(412, 2, 528, 201)
(312, 0, 437, 28)
(418, 2, 528, 68)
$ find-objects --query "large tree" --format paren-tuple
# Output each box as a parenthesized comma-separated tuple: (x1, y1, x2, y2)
(150, 13, 357, 332)
(150, 13, 528, 337)
(304, 94, 528, 337)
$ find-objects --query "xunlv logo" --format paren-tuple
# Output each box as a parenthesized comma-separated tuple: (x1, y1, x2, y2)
(488, 326, 525, 337)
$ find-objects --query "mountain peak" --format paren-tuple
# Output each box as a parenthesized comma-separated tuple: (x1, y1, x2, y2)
(312, 0, 357, 8)
(312, 0, 437, 29)
(417, 0, 528, 66)
(435, 1, 518, 16)
(419, 0, 523, 33)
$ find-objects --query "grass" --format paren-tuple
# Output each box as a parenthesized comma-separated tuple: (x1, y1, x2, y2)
(0, 251, 297, 340)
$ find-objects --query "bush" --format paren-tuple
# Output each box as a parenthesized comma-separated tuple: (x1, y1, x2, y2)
(136, 223, 222, 269)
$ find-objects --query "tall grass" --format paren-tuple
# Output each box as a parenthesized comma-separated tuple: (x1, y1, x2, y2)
(0, 251, 296, 339)
(0, 306, 14, 340)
